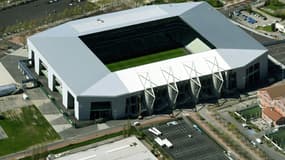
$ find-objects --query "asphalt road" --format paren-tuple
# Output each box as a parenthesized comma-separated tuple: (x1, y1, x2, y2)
(0, 0, 86, 28)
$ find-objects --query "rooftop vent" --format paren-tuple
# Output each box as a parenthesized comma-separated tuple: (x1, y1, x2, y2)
(97, 18, 104, 23)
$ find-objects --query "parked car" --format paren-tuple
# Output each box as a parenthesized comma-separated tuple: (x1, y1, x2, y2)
(256, 138, 262, 144)
(133, 121, 140, 126)
(250, 140, 257, 147)
(167, 121, 178, 126)
(48, 0, 59, 4)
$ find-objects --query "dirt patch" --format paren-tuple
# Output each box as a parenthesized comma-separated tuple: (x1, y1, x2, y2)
(8, 36, 25, 46)
(5, 108, 23, 121)
(0, 39, 21, 58)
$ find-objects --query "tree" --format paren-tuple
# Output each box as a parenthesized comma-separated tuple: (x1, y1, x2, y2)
(31, 144, 47, 160)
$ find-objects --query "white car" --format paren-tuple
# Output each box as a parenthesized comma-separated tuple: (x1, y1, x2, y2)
(133, 121, 140, 126)
(256, 138, 262, 144)
(250, 140, 257, 147)
(166, 121, 178, 126)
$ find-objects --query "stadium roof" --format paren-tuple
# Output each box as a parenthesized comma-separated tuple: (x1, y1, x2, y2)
(29, 2, 267, 97)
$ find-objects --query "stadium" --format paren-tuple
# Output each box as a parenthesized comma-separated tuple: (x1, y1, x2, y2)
(27, 2, 268, 120)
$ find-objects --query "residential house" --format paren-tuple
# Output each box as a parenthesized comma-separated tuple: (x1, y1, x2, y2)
(258, 83, 285, 126)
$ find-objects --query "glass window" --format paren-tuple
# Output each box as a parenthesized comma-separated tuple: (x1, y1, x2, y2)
(254, 63, 260, 71)
(91, 102, 111, 110)
(249, 66, 253, 73)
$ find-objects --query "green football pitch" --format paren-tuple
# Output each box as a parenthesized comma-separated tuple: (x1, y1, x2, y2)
(106, 48, 189, 72)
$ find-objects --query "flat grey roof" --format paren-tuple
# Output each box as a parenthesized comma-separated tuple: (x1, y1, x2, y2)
(30, 36, 110, 95)
(55, 136, 157, 160)
(268, 43, 285, 65)
(180, 2, 266, 50)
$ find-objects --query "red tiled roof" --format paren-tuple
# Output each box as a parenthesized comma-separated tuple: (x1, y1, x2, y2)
(260, 83, 285, 99)
(263, 107, 283, 121)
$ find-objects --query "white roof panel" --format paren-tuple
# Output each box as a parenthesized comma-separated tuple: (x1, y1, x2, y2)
(82, 50, 233, 96)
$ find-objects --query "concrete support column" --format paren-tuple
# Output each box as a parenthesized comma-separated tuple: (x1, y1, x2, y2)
(74, 100, 80, 120)
(167, 83, 178, 107)
(62, 84, 68, 109)
(260, 54, 268, 81)
(161, 68, 179, 108)
(75, 101, 91, 120)
(48, 71, 54, 91)
(138, 73, 155, 115)
(224, 71, 229, 89)
(34, 55, 40, 75)
(112, 97, 125, 119)
(236, 68, 246, 89)
(144, 89, 155, 114)
(212, 73, 223, 98)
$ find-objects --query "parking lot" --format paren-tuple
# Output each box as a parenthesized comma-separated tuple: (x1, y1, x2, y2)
(144, 119, 227, 160)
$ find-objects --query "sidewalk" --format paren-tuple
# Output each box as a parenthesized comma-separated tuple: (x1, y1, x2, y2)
(0, 113, 172, 160)
(198, 108, 264, 160)
(186, 111, 244, 160)
(224, 0, 248, 7)
(25, 88, 73, 137)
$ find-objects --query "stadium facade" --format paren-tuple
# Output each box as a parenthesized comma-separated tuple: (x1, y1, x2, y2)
(27, 2, 268, 120)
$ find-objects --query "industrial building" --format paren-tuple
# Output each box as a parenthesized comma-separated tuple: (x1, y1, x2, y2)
(27, 2, 268, 120)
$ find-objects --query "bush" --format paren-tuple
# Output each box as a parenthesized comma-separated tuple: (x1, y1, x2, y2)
(0, 115, 5, 120)
(206, 0, 223, 7)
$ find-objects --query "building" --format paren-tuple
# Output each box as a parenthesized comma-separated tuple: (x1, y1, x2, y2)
(274, 23, 285, 33)
(27, 2, 268, 120)
(258, 82, 285, 126)
(52, 136, 157, 160)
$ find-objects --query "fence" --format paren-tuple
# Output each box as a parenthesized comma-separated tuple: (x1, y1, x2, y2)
(263, 134, 284, 152)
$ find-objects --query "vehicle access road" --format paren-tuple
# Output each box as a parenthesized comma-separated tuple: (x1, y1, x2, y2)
(0, 0, 87, 28)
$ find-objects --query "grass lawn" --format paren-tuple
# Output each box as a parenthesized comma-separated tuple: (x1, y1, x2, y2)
(261, 0, 285, 18)
(268, 127, 285, 149)
(256, 25, 274, 32)
(265, 2, 285, 10)
(206, 0, 223, 7)
(106, 48, 188, 72)
(21, 131, 125, 160)
(238, 106, 261, 120)
(0, 106, 60, 156)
